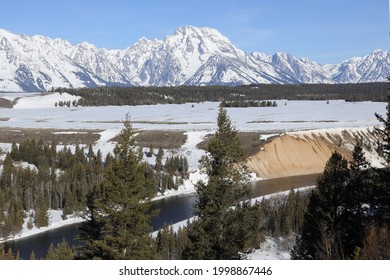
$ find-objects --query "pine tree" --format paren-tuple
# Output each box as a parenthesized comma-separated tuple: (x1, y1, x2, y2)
(374, 78, 390, 164)
(46, 242, 76, 260)
(79, 114, 157, 259)
(1, 153, 14, 193)
(156, 224, 177, 259)
(35, 194, 49, 228)
(30, 250, 36, 260)
(0, 244, 18, 260)
(346, 143, 371, 219)
(0, 195, 3, 237)
(359, 225, 390, 259)
(183, 104, 251, 260)
(146, 144, 154, 157)
(291, 152, 350, 260)
(50, 239, 76, 260)
(339, 143, 376, 257)
(155, 147, 164, 189)
(374, 79, 390, 223)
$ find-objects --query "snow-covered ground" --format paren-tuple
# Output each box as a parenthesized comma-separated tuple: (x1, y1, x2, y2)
(247, 237, 291, 260)
(93, 128, 120, 158)
(0, 91, 40, 101)
(0, 92, 386, 131)
(12, 92, 80, 109)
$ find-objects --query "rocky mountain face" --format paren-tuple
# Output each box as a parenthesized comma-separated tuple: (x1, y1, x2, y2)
(0, 26, 389, 92)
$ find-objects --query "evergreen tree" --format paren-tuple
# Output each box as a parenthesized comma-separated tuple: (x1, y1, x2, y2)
(35, 194, 49, 228)
(156, 224, 177, 259)
(340, 143, 375, 257)
(30, 251, 36, 260)
(1, 153, 14, 194)
(374, 79, 390, 223)
(10, 142, 20, 161)
(146, 144, 154, 157)
(0, 244, 18, 260)
(183, 104, 251, 260)
(45, 239, 76, 260)
(155, 147, 164, 186)
(291, 152, 350, 259)
(346, 143, 371, 219)
(0, 195, 3, 236)
(79, 114, 157, 259)
(374, 77, 390, 164)
(359, 225, 390, 259)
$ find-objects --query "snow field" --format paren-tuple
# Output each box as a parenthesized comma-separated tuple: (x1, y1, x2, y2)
(0, 92, 386, 132)
(12, 92, 80, 109)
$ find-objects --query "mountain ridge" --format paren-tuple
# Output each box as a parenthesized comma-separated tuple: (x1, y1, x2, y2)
(0, 26, 389, 92)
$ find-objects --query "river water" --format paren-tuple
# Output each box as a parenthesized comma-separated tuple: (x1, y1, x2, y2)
(4, 173, 319, 259)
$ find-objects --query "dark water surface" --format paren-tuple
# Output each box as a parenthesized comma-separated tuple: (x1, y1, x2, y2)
(4, 173, 319, 259)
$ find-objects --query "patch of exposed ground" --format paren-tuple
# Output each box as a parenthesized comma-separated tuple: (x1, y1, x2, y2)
(83, 120, 212, 125)
(0, 128, 187, 150)
(197, 132, 267, 158)
(247, 134, 335, 178)
(0, 128, 102, 145)
(0, 98, 14, 108)
(247, 128, 382, 179)
(110, 130, 188, 149)
(247, 120, 339, 124)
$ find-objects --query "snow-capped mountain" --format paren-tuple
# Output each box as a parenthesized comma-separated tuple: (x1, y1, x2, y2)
(0, 26, 389, 92)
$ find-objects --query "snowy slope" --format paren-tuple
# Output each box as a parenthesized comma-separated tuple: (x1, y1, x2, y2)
(13, 92, 80, 109)
(0, 26, 389, 91)
(0, 28, 107, 91)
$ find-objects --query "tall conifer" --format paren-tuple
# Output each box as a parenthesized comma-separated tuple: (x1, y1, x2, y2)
(80, 114, 157, 259)
(183, 104, 251, 259)
(374, 78, 390, 223)
(291, 152, 350, 259)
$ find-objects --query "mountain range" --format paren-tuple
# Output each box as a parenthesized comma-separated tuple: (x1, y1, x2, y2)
(0, 26, 389, 92)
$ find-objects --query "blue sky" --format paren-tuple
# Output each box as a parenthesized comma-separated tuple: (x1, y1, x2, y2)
(0, 0, 389, 63)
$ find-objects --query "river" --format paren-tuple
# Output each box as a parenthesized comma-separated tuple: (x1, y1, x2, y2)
(4, 173, 319, 259)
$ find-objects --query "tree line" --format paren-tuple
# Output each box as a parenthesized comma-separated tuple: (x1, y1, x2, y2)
(223, 100, 277, 108)
(51, 82, 387, 107)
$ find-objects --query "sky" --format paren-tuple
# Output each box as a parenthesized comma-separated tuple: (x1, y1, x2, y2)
(0, 0, 389, 64)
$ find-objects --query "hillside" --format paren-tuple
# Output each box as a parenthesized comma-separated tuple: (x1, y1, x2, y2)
(247, 127, 384, 178)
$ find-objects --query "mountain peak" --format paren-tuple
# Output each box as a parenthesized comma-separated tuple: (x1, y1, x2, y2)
(76, 41, 97, 49)
(174, 25, 219, 34)
(173, 25, 230, 42)
(0, 28, 12, 36)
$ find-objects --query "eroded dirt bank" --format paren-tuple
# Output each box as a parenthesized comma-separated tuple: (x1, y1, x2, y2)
(247, 127, 383, 179)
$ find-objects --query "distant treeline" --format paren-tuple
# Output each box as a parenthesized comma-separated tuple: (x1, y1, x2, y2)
(223, 100, 277, 108)
(52, 83, 388, 107)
